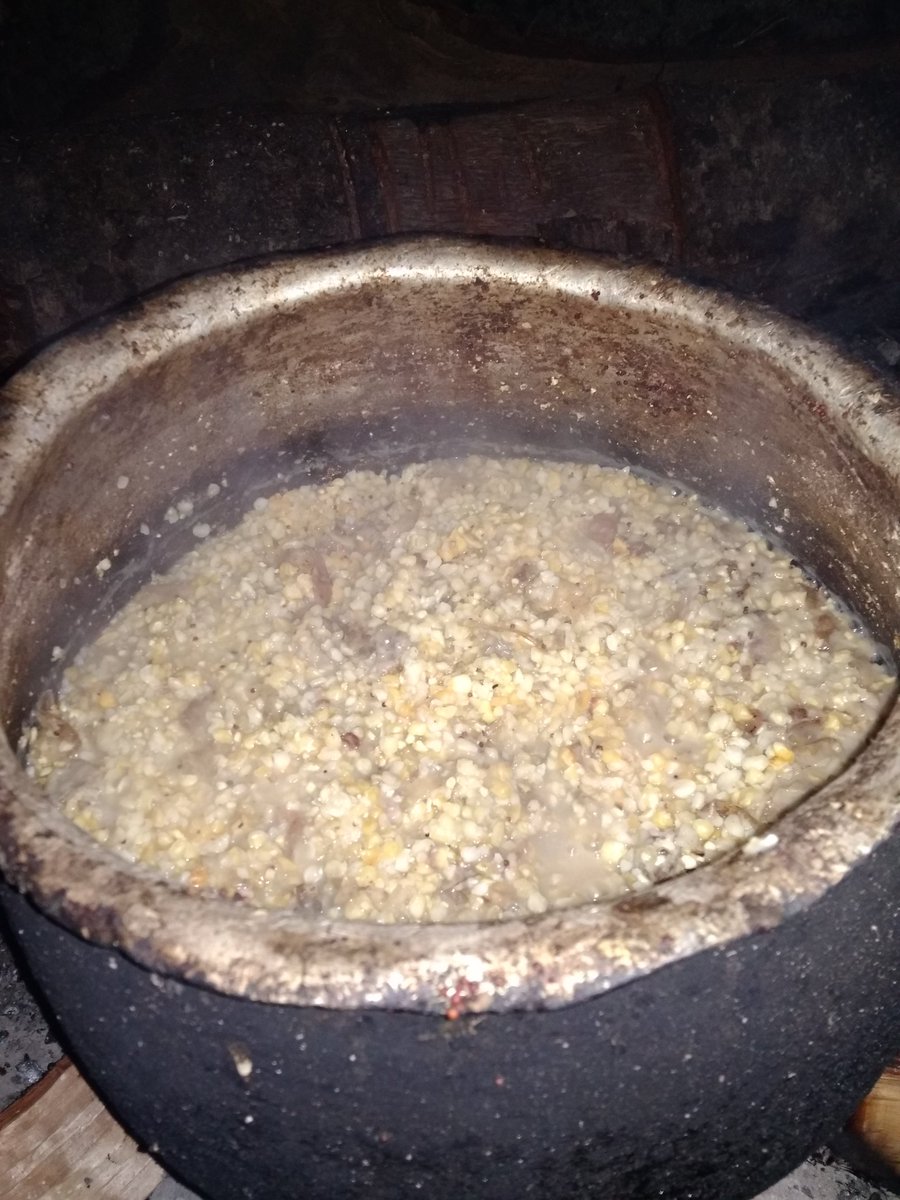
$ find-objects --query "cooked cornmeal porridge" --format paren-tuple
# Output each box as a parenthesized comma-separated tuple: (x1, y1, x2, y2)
(26, 456, 893, 922)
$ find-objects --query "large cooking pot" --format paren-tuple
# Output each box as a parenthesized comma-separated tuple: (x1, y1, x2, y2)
(0, 238, 898, 1200)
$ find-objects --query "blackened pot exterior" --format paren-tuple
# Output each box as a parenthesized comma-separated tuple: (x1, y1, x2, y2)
(4, 824, 899, 1200)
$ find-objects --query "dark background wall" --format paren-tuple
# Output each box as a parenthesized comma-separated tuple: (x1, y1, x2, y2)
(1, 0, 899, 378)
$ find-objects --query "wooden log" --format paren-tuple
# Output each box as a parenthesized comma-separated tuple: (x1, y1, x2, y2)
(0, 1059, 164, 1199)
(851, 1059, 900, 1178)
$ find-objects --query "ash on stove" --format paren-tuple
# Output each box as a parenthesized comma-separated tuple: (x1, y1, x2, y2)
(144, 1149, 898, 1200)
(0, 932, 62, 1108)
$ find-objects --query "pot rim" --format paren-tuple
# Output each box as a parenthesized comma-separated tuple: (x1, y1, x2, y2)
(1, 235, 898, 1015)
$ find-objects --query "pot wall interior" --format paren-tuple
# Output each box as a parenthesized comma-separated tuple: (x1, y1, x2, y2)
(1, 270, 897, 739)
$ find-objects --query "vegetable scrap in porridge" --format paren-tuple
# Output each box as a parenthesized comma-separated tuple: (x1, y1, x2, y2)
(25, 456, 893, 922)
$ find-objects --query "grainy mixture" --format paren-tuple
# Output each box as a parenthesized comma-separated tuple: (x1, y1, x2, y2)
(26, 456, 893, 922)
